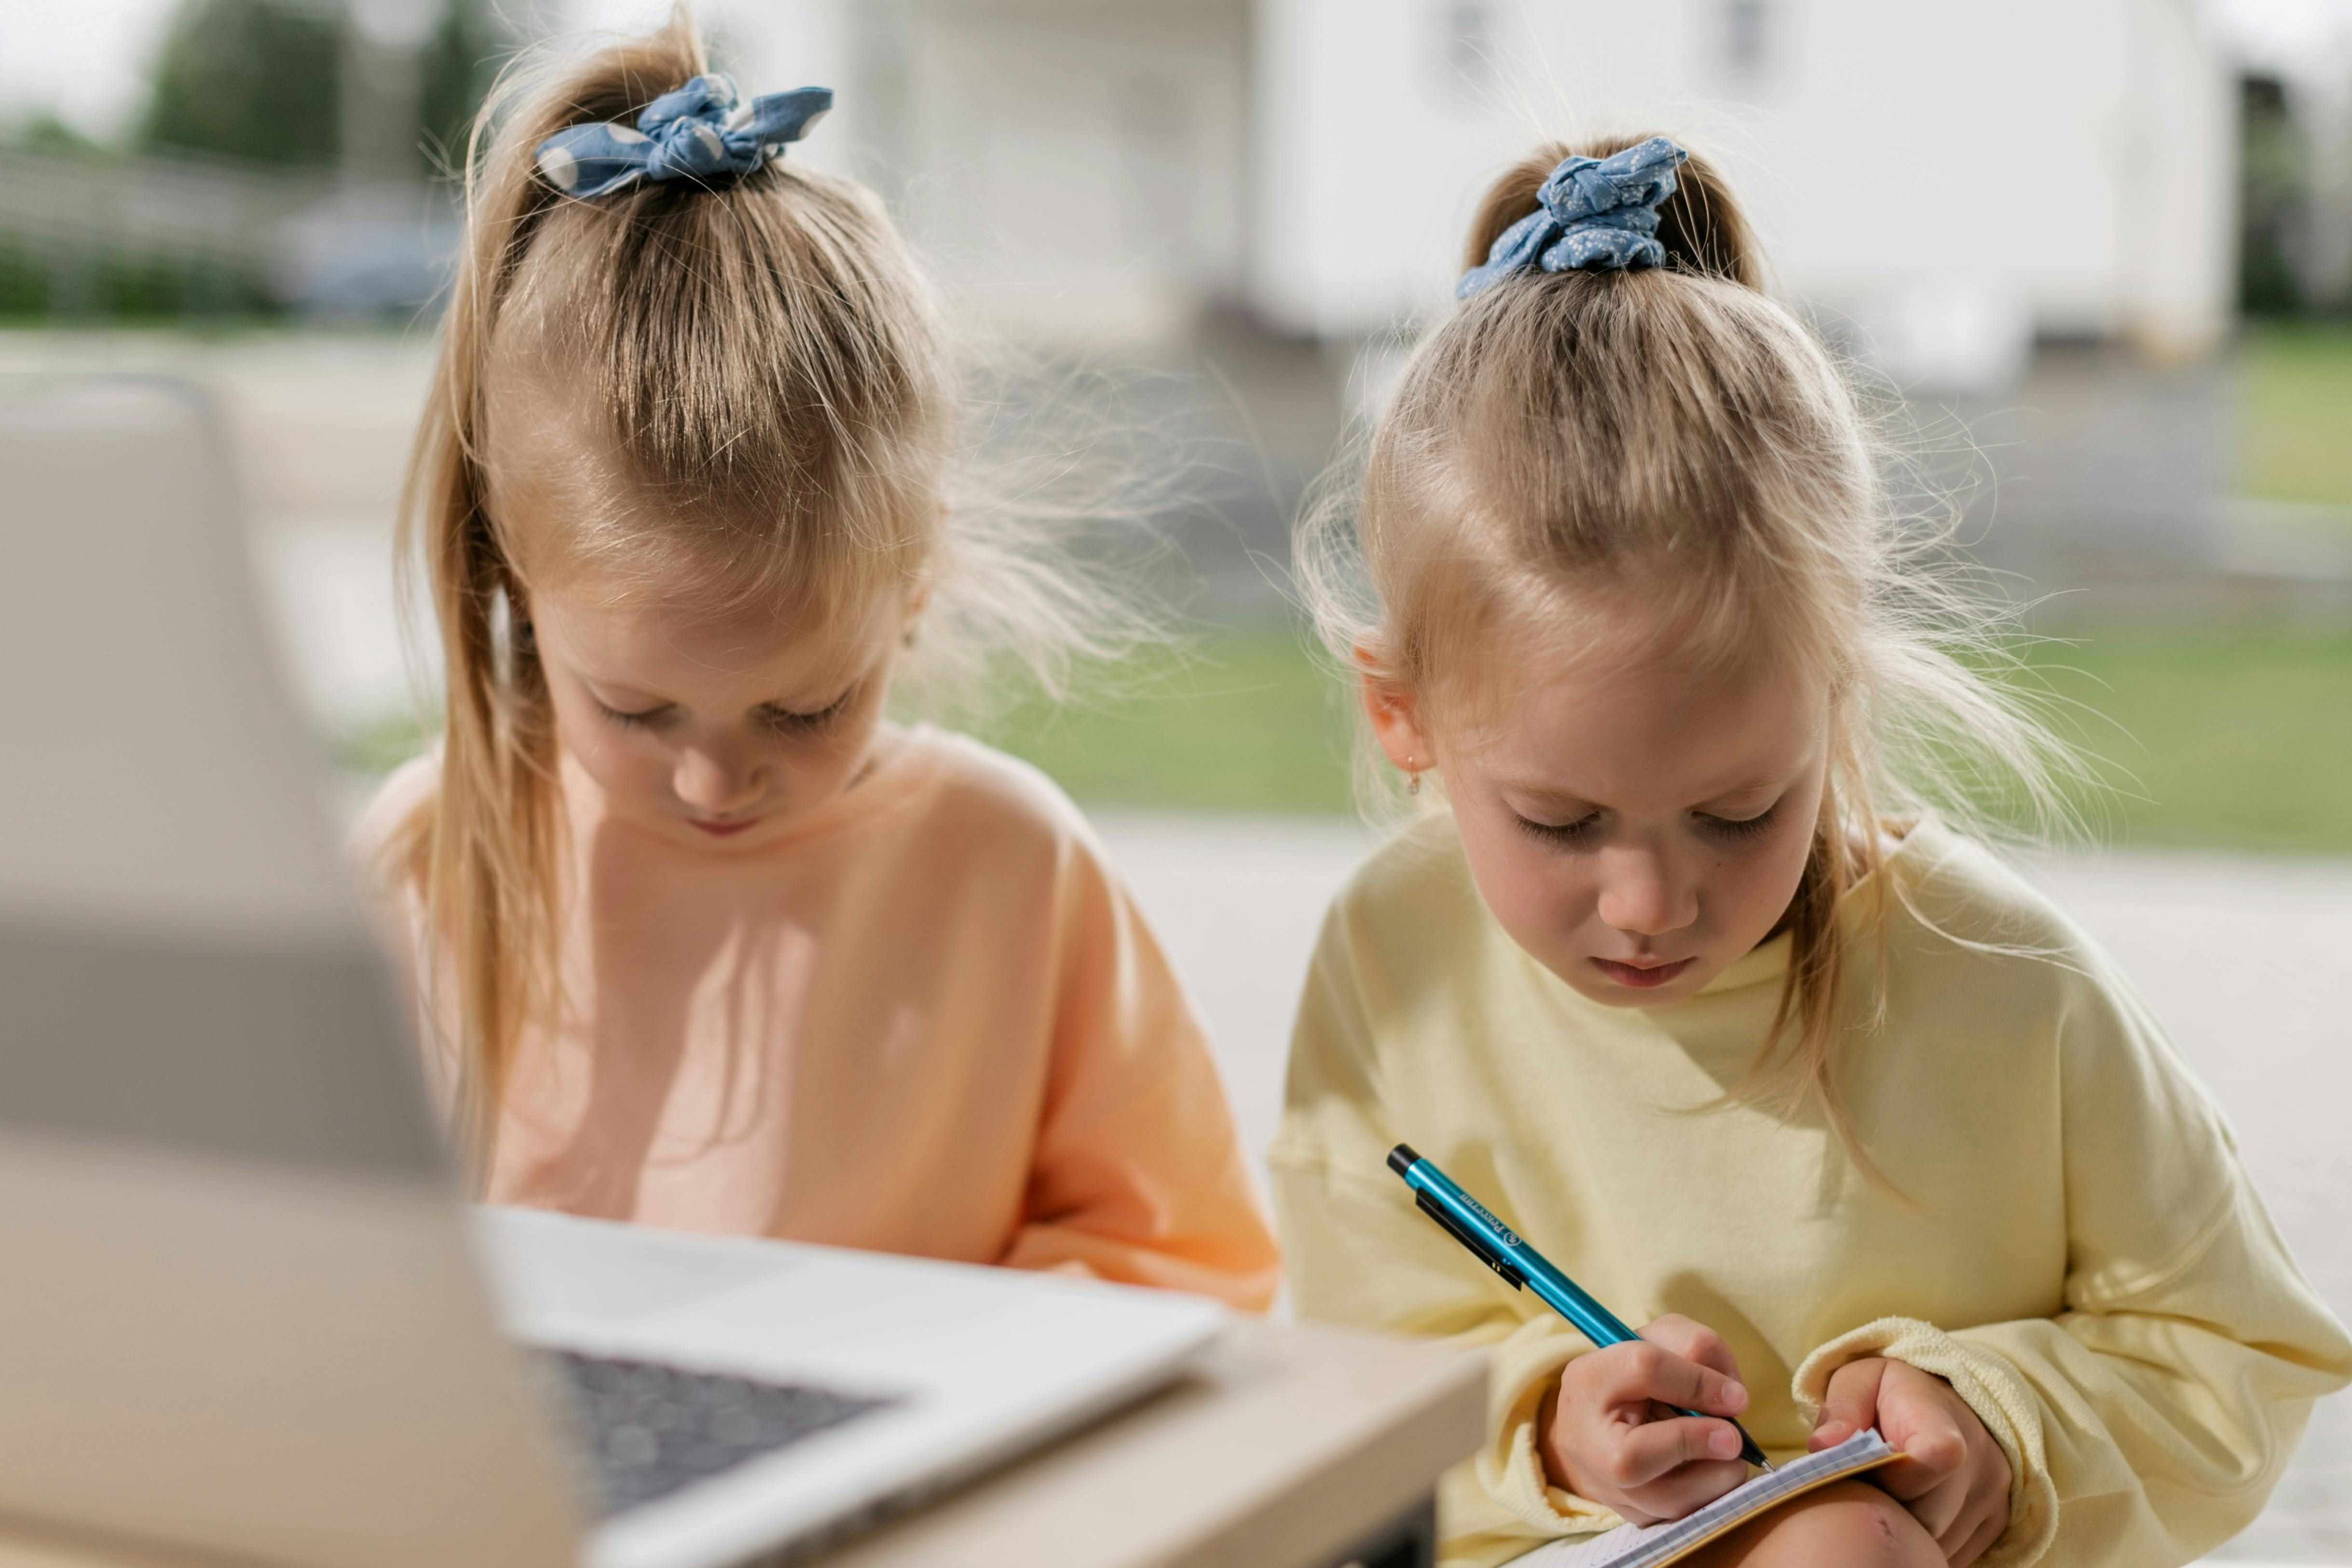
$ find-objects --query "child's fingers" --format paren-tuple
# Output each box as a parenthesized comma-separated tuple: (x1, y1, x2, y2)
(1596, 1340, 1749, 1417)
(1874, 1370, 1971, 1500)
(1901, 1470, 1968, 1541)
(1612, 1413, 1749, 1490)
(1950, 1502, 2008, 1568)
(1812, 1357, 1887, 1450)
(1640, 1313, 1745, 1384)
(1877, 1422, 1968, 1501)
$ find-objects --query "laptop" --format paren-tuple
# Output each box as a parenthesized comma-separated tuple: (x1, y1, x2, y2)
(0, 378, 1225, 1568)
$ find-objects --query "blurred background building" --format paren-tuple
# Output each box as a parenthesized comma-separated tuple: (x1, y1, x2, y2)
(7, 0, 2352, 627)
(1, 1, 2347, 1555)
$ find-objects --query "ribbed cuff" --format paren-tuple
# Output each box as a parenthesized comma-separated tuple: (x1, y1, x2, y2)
(1792, 1317, 2058, 1568)
(1476, 1328, 1626, 1536)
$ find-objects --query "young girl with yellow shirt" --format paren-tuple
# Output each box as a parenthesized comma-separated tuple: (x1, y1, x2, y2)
(1272, 136, 2350, 1568)
(356, 19, 1275, 1307)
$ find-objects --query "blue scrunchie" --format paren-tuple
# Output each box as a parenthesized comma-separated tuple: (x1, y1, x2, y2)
(534, 74, 833, 199)
(1456, 136, 1690, 299)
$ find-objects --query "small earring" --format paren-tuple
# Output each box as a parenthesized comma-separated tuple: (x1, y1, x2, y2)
(1407, 768, 1422, 796)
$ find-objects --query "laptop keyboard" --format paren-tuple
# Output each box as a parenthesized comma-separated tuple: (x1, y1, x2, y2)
(538, 1348, 897, 1516)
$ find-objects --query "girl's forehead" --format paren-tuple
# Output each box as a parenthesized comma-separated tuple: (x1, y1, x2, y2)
(533, 575, 895, 701)
(1462, 632, 1828, 805)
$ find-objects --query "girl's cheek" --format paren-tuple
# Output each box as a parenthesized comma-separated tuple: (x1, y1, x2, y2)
(1733, 817, 1815, 940)
(557, 707, 660, 802)
(1468, 809, 1585, 938)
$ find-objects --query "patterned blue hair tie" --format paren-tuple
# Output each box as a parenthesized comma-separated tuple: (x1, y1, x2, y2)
(534, 74, 833, 199)
(1457, 136, 1690, 299)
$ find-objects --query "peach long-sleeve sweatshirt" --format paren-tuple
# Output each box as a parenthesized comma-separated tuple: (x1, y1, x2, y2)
(358, 724, 1278, 1308)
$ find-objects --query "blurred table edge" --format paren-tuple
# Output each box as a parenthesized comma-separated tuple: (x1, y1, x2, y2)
(0, 1316, 1488, 1568)
(813, 1313, 1486, 1568)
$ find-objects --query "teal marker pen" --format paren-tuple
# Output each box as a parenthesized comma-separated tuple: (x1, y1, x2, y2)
(1388, 1142, 1772, 1471)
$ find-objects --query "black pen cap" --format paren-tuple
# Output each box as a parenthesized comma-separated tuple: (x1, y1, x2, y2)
(1388, 1144, 1421, 1178)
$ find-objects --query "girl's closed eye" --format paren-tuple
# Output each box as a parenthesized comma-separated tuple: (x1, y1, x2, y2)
(597, 699, 673, 730)
(757, 687, 858, 736)
(592, 689, 857, 736)
(1512, 804, 1782, 847)
(1696, 802, 1779, 841)
(1515, 811, 1604, 847)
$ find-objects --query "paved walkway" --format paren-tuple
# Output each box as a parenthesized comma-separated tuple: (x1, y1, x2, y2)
(1094, 814, 2352, 1563)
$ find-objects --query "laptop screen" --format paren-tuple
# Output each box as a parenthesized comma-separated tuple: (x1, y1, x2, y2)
(0, 379, 444, 1182)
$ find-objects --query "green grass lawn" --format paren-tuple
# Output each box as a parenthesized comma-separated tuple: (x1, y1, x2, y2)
(964, 627, 1359, 815)
(964, 625, 2352, 856)
(346, 625, 2352, 856)
(2234, 321, 2352, 510)
(2017, 631, 2352, 854)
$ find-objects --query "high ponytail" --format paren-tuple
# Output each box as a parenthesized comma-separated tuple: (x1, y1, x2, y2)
(384, 25, 721, 1182)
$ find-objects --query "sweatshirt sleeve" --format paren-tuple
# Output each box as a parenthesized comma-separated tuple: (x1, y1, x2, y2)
(1270, 904, 1621, 1567)
(993, 829, 1281, 1310)
(1793, 943, 2352, 1568)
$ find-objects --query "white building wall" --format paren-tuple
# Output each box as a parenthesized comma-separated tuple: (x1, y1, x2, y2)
(2114, 0, 2239, 355)
(1249, 0, 1556, 337)
(1248, 0, 2235, 364)
(835, 0, 1253, 344)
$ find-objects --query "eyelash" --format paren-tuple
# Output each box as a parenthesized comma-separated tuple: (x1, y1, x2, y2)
(1514, 813, 1602, 847)
(756, 694, 853, 736)
(595, 695, 854, 735)
(1699, 803, 1780, 841)
(1512, 803, 1781, 848)
(596, 701, 667, 730)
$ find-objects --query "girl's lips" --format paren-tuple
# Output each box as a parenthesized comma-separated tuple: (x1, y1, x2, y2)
(690, 817, 761, 837)
(1589, 955, 1696, 990)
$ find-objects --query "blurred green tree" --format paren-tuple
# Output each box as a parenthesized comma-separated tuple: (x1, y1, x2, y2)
(0, 243, 54, 316)
(139, 0, 345, 166)
(138, 0, 512, 176)
(419, 0, 515, 177)
(2241, 74, 2307, 316)
(9, 111, 112, 160)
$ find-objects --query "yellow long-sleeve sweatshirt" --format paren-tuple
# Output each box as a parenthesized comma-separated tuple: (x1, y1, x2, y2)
(1270, 813, 2351, 1568)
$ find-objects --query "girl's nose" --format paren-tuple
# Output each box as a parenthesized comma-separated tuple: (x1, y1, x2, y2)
(673, 745, 766, 816)
(1595, 845, 1698, 937)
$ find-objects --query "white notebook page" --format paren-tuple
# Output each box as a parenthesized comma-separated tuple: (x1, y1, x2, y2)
(1515, 1429, 1901, 1568)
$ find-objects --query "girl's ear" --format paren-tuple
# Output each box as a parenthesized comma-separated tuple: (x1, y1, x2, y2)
(501, 574, 534, 644)
(900, 579, 933, 650)
(1354, 641, 1434, 779)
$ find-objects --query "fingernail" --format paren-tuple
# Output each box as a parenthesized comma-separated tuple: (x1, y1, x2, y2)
(1711, 1426, 1740, 1459)
(1723, 1382, 1748, 1413)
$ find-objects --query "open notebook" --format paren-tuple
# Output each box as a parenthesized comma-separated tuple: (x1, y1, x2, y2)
(1515, 1428, 1901, 1568)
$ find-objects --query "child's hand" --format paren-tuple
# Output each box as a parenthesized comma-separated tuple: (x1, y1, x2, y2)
(1811, 1357, 2011, 1565)
(1538, 1313, 1754, 1525)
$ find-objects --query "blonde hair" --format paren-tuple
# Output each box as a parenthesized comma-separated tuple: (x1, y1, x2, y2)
(1297, 136, 2086, 1179)
(385, 15, 1131, 1180)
